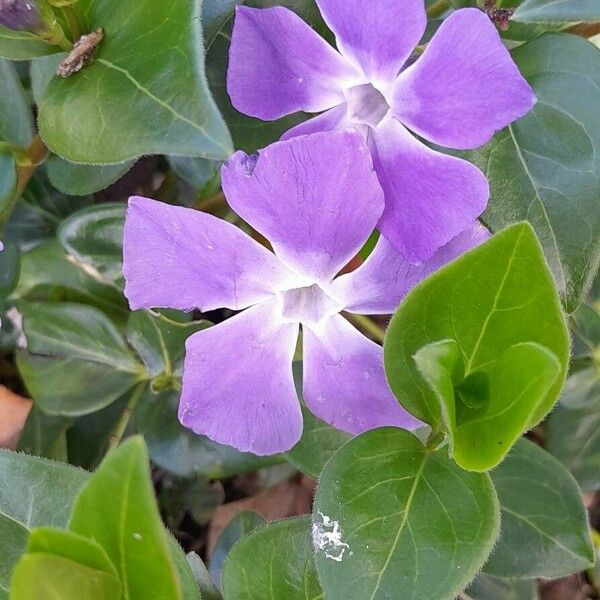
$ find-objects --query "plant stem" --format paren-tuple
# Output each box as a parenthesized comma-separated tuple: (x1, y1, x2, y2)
(427, 0, 451, 18)
(345, 313, 386, 344)
(108, 383, 146, 451)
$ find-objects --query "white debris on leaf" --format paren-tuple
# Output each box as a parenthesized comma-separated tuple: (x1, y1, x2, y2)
(312, 512, 350, 562)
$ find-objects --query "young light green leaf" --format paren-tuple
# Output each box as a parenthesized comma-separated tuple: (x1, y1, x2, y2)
(485, 438, 594, 578)
(461, 34, 600, 311)
(39, 0, 232, 163)
(69, 437, 183, 600)
(313, 428, 500, 600)
(47, 157, 134, 196)
(0, 450, 89, 596)
(222, 516, 322, 600)
(385, 223, 569, 470)
(0, 59, 34, 147)
(57, 203, 125, 283)
(209, 510, 265, 590)
(18, 302, 144, 415)
(9, 554, 121, 600)
(514, 0, 600, 23)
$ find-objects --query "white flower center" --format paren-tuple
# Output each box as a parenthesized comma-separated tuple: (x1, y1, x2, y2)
(344, 83, 390, 128)
(279, 283, 341, 328)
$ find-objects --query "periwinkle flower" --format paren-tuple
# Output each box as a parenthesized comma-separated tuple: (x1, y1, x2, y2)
(227, 1, 535, 263)
(123, 132, 489, 455)
(0, 0, 40, 31)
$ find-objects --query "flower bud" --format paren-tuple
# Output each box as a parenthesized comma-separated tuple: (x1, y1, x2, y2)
(0, 0, 40, 32)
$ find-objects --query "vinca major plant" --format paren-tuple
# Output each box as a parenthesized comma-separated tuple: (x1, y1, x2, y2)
(0, 0, 599, 599)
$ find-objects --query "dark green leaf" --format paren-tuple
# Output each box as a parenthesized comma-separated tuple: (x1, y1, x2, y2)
(313, 428, 500, 600)
(135, 388, 281, 478)
(47, 157, 134, 196)
(0, 152, 17, 221)
(385, 223, 569, 471)
(0, 26, 59, 60)
(39, 0, 232, 163)
(167, 156, 221, 191)
(187, 553, 222, 600)
(17, 406, 70, 461)
(0, 59, 34, 147)
(9, 554, 121, 600)
(461, 34, 600, 311)
(486, 438, 594, 578)
(18, 301, 144, 415)
(0, 449, 88, 596)
(0, 242, 19, 300)
(69, 437, 183, 599)
(464, 573, 538, 600)
(222, 516, 322, 600)
(58, 203, 125, 283)
(209, 510, 265, 590)
(514, 0, 600, 22)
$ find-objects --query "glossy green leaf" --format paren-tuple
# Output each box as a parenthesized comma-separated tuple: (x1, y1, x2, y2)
(39, 0, 232, 163)
(0, 449, 88, 597)
(222, 517, 322, 600)
(485, 438, 594, 578)
(414, 339, 560, 471)
(464, 573, 538, 600)
(18, 301, 144, 415)
(47, 156, 134, 196)
(69, 437, 183, 599)
(135, 388, 281, 478)
(313, 428, 500, 600)
(514, 0, 600, 22)
(9, 554, 121, 600)
(58, 203, 125, 283)
(0, 59, 34, 147)
(188, 553, 222, 600)
(462, 34, 600, 311)
(0, 26, 59, 60)
(0, 152, 17, 221)
(209, 510, 265, 590)
(385, 223, 569, 468)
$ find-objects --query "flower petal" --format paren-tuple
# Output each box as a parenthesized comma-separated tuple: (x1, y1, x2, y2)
(391, 8, 536, 149)
(280, 103, 348, 141)
(123, 196, 297, 312)
(332, 223, 491, 315)
(179, 300, 302, 455)
(221, 131, 384, 283)
(372, 115, 489, 263)
(303, 314, 421, 434)
(315, 0, 426, 86)
(227, 6, 359, 120)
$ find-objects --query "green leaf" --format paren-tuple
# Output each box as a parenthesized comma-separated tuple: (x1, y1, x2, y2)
(187, 553, 222, 600)
(9, 554, 121, 600)
(0, 241, 19, 300)
(464, 573, 538, 600)
(285, 363, 351, 478)
(0, 449, 89, 596)
(414, 339, 560, 471)
(546, 380, 600, 492)
(18, 301, 144, 415)
(222, 516, 322, 600)
(69, 437, 183, 599)
(26, 528, 117, 577)
(209, 510, 265, 590)
(38, 0, 232, 163)
(0, 59, 34, 147)
(15, 240, 127, 321)
(167, 156, 221, 191)
(0, 26, 58, 60)
(17, 406, 70, 461)
(57, 203, 125, 284)
(0, 152, 17, 221)
(514, 0, 600, 22)
(47, 156, 134, 196)
(135, 388, 281, 478)
(313, 428, 500, 600)
(485, 438, 594, 578)
(167, 536, 201, 600)
(461, 34, 600, 311)
(385, 224, 569, 469)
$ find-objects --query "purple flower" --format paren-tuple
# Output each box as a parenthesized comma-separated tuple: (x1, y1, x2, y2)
(227, 2, 535, 263)
(0, 0, 40, 31)
(123, 132, 489, 455)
